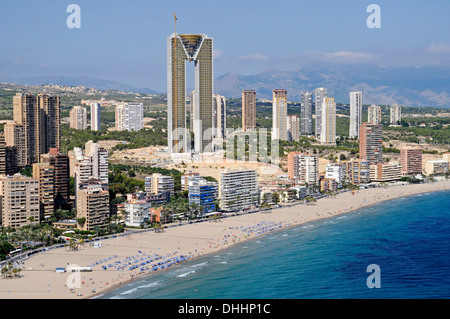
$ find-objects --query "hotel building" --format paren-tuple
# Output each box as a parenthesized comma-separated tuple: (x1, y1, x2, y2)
(287, 114, 300, 142)
(76, 179, 110, 231)
(32, 162, 55, 218)
(370, 162, 402, 182)
(341, 159, 371, 184)
(4, 122, 26, 167)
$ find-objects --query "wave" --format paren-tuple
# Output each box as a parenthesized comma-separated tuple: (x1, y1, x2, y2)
(119, 288, 139, 295)
(177, 270, 196, 278)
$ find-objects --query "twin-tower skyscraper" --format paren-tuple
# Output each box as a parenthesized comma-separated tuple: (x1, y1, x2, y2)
(167, 17, 214, 155)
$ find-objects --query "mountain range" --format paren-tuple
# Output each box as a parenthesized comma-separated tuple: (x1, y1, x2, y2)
(2, 65, 450, 107)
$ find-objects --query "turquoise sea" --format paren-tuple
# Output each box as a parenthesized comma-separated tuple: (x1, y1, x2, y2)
(99, 190, 450, 299)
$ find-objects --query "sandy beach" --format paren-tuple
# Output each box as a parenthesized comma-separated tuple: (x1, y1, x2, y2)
(0, 180, 449, 299)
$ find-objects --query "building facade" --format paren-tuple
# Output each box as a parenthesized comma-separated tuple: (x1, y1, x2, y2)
(272, 89, 288, 141)
(368, 104, 382, 125)
(349, 91, 362, 139)
(167, 33, 213, 154)
(320, 97, 336, 145)
(0, 174, 40, 228)
(341, 159, 371, 184)
(400, 148, 422, 175)
(314, 87, 327, 138)
(213, 94, 227, 138)
(370, 162, 402, 182)
(219, 169, 259, 213)
(359, 123, 383, 165)
(300, 91, 313, 135)
(242, 90, 256, 131)
(287, 114, 300, 142)
(390, 104, 402, 125)
(70, 106, 88, 130)
(90, 102, 101, 131)
(287, 152, 319, 185)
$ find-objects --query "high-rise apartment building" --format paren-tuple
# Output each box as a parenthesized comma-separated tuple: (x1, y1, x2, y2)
(287, 152, 318, 185)
(390, 104, 402, 125)
(320, 97, 336, 145)
(349, 91, 362, 139)
(213, 94, 227, 138)
(4, 122, 26, 167)
(85, 141, 109, 188)
(272, 89, 288, 140)
(300, 91, 313, 135)
(116, 103, 144, 132)
(0, 174, 40, 228)
(13, 93, 61, 165)
(90, 102, 101, 131)
(32, 162, 55, 218)
(400, 148, 422, 176)
(219, 169, 259, 213)
(188, 178, 218, 214)
(145, 173, 174, 196)
(370, 162, 402, 182)
(314, 87, 327, 138)
(168, 33, 213, 154)
(242, 90, 256, 131)
(76, 179, 110, 231)
(0, 134, 18, 176)
(341, 159, 371, 184)
(359, 123, 383, 165)
(368, 104, 382, 125)
(41, 148, 70, 208)
(70, 106, 88, 130)
(287, 115, 300, 142)
(325, 163, 344, 184)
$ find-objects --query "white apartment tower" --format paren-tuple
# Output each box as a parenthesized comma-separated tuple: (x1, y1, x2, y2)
(320, 97, 336, 145)
(272, 89, 288, 141)
(314, 87, 327, 138)
(349, 91, 362, 139)
(90, 102, 101, 131)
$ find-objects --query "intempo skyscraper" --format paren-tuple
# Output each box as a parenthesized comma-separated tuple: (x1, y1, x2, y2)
(167, 14, 214, 154)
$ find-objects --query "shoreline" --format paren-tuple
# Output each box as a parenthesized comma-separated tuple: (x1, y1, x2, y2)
(0, 180, 449, 299)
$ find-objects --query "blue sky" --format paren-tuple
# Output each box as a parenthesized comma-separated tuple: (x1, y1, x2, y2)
(1, 0, 449, 91)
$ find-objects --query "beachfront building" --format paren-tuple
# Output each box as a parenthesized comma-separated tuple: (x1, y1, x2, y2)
(320, 178, 337, 192)
(145, 173, 175, 196)
(325, 163, 344, 184)
(300, 91, 313, 135)
(0, 174, 40, 228)
(359, 123, 383, 165)
(76, 178, 110, 231)
(341, 159, 371, 185)
(369, 162, 402, 182)
(368, 105, 382, 125)
(400, 148, 423, 176)
(124, 198, 153, 228)
(272, 89, 288, 141)
(349, 91, 362, 139)
(32, 162, 55, 219)
(287, 115, 300, 142)
(390, 104, 402, 125)
(424, 160, 449, 176)
(188, 178, 218, 214)
(287, 152, 319, 185)
(219, 169, 259, 213)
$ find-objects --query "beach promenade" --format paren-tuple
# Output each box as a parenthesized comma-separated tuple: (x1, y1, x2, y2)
(0, 180, 449, 299)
